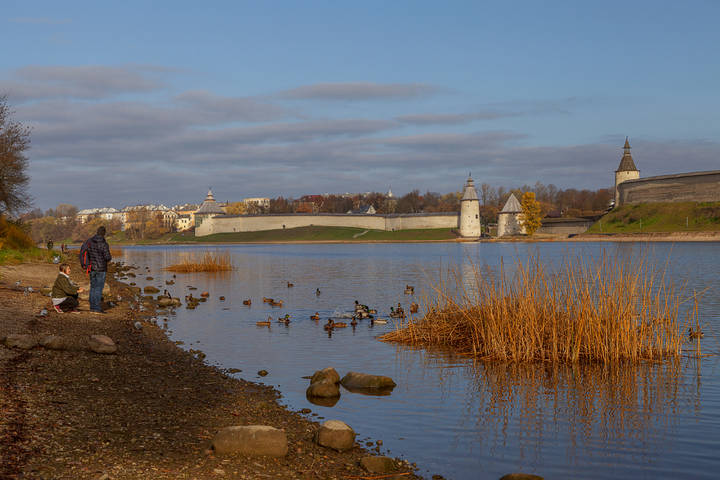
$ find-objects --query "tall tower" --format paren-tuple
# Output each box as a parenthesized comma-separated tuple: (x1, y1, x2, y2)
(459, 174, 481, 237)
(614, 137, 640, 206)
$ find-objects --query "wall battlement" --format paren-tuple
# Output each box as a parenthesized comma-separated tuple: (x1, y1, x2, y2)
(617, 170, 720, 205)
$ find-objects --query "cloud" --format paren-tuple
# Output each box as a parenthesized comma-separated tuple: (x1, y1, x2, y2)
(174, 90, 290, 123)
(396, 111, 517, 125)
(0, 65, 163, 102)
(278, 82, 440, 100)
(9, 17, 71, 25)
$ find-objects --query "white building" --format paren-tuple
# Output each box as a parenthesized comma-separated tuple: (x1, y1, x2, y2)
(76, 207, 120, 223)
(459, 175, 481, 238)
(497, 193, 526, 237)
(243, 197, 270, 210)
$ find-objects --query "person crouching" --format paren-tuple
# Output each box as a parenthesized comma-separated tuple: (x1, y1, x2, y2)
(51, 263, 84, 313)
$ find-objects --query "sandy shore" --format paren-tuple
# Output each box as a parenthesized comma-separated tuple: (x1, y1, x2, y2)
(0, 259, 422, 479)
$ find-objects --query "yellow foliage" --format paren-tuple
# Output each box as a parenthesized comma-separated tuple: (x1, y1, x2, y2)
(520, 191, 543, 235)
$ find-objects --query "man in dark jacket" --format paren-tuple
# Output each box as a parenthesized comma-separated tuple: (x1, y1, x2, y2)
(86, 226, 112, 313)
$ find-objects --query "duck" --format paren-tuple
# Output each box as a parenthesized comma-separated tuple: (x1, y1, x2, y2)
(350, 317, 358, 326)
(162, 289, 172, 299)
(270, 299, 284, 307)
(404, 285, 415, 295)
(368, 309, 377, 315)
(310, 312, 320, 321)
(316, 288, 321, 296)
(372, 318, 388, 325)
(323, 319, 335, 331)
(262, 297, 273, 303)
(287, 282, 294, 288)
(200, 291, 210, 298)
(688, 327, 704, 340)
(277, 314, 291, 325)
(257, 316, 272, 327)
(165, 280, 175, 285)
(333, 322, 348, 328)
(410, 302, 419, 314)
(242, 299, 251, 306)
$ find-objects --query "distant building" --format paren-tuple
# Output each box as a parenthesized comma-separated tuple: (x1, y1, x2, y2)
(175, 214, 192, 231)
(194, 189, 225, 228)
(459, 175, 481, 238)
(243, 197, 270, 210)
(347, 205, 376, 215)
(76, 207, 120, 223)
(614, 138, 640, 206)
(121, 204, 177, 230)
(497, 193, 525, 237)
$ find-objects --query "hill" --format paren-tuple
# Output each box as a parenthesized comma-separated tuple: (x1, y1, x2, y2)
(586, 202, 720, 234)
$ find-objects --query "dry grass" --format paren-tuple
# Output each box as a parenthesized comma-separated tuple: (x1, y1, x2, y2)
(381, 253, 699, 363)
(165, 252, 233, 273)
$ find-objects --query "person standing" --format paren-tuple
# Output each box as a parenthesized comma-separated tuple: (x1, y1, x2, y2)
(85, 226, 112, 313)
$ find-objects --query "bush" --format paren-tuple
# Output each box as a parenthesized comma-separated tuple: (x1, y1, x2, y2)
(0, 215, 34, 249)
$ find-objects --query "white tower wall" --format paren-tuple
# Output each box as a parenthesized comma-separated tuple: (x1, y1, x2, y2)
(459, 175, 481, 237)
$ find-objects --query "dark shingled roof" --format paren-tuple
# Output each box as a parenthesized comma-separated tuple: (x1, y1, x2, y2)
(616, 138, 638, 172)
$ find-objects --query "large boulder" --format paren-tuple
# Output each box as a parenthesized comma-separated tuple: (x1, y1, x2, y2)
(340, 372, 396, 390)
(144, 286, 160, 294)
(39, 335, 71, 350)
(157, 297, 175, 307)
(212, 425, 288, 456)
(306, 381, 340, 398)
(310, 367, 340, 385)
(5, 334, 37, 350)
(88, 335, 117, 354)
(360, 456, 397, 474)
(315, 420, 355, 452)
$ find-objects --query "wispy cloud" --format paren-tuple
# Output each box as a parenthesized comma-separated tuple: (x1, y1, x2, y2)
(9, 17, 71, 25)
(278, 82, 441, 101)
(396, 111, 517, 125)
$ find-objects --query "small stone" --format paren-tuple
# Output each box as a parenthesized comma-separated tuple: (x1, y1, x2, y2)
(212, 425, 288, 456)
(4, 334, 37, 350)
(300, 408, 312, 414)
(258, 370, 268, 376)
(315, 420, 355, 452)
(360, 456, 396, 474)
(88, 335, 117, 354)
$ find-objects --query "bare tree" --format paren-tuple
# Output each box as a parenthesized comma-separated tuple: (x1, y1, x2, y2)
(0, 96, 31, 216)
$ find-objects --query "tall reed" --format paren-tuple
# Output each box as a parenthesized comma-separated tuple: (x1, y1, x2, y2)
(165, 252, 233, 273)
(381, 253, 696, 363)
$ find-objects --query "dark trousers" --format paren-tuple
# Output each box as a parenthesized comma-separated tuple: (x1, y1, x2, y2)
(57, 295, 79, 312)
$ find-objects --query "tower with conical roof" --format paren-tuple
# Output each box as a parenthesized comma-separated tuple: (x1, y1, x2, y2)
(614, 138, 640, 206)
(194, 188, 226, 229)
(459, 174, 481, 237)
(497, 193, 525, 236)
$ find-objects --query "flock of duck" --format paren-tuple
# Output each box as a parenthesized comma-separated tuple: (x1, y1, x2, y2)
(248, 283, 419, 333)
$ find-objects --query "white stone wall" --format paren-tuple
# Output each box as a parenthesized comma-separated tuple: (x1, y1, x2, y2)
(459, 199, 481, 237)
(196, 213, 459, 236)
(497, 212, 525, 237)
(615, 170, 640, 205)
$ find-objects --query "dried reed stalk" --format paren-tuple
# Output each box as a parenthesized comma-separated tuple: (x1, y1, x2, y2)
(165, 252, 233, 273)
(381, 253, 697, 363)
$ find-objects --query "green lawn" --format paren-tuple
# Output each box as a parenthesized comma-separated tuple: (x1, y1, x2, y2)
(168, 225, 457, 243)
(587, 201, 720, 234)
(0, 247, 65, 265)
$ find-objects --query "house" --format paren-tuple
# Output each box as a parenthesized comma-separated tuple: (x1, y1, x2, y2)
(346, 205, 376, 215)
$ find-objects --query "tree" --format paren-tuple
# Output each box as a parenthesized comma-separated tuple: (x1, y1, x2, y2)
(0, 96, 31, 216)
(520, 191, 543, 236)
(225, 202, 248, 215)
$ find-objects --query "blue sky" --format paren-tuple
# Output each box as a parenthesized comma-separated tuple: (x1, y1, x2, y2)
(2, 0, 719, 209)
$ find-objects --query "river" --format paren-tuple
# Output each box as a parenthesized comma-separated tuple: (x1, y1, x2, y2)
(118, 242, 720, 480)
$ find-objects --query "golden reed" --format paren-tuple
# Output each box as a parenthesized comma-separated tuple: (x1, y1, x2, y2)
(165, 252, 233, 273)
(381, 253, 699, 362)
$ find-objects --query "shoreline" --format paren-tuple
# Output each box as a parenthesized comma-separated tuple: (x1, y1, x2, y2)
(101, 230, 720, 247)
(0, 259, 422, 479)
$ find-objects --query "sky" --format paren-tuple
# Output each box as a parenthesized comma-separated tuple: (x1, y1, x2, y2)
(2, 0, 719, 210)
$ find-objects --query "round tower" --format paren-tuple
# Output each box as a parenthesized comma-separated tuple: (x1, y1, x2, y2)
(459, 174, 481, 237)
(614, 137, 640, 206)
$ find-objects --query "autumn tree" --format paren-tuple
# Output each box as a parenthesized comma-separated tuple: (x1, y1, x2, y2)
(0, 96, 31, 216)
(225, 202, 248, 215)
(520, 191, 543, 236)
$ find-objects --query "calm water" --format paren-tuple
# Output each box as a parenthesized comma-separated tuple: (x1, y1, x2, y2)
(119, 242, 720, 480)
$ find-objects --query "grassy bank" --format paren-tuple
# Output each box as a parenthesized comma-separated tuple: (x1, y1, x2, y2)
(588, 201, 720, 234)
(0, 247, 61, 265)
(169, 225, 457, 243)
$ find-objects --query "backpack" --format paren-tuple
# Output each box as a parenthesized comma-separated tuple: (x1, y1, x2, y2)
(79, 238, 92, 273)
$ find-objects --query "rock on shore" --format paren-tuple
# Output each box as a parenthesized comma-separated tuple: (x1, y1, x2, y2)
(212, 425, 288, 456)
(315, 420, 355, 451)
(340, 371, 396, 389)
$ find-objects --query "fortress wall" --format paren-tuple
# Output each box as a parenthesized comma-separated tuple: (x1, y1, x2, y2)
(196, 213, 458, 236)
(537, 218, 593, 235)
(618, 171, 720, 205)
(384, 214, 458, 230)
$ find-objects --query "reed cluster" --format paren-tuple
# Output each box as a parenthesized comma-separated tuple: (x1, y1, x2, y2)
(165, 252, 233, 273)
(382, 254, 696, 363)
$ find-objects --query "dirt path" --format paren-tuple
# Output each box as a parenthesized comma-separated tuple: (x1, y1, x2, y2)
(0, 260, 420, 480)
